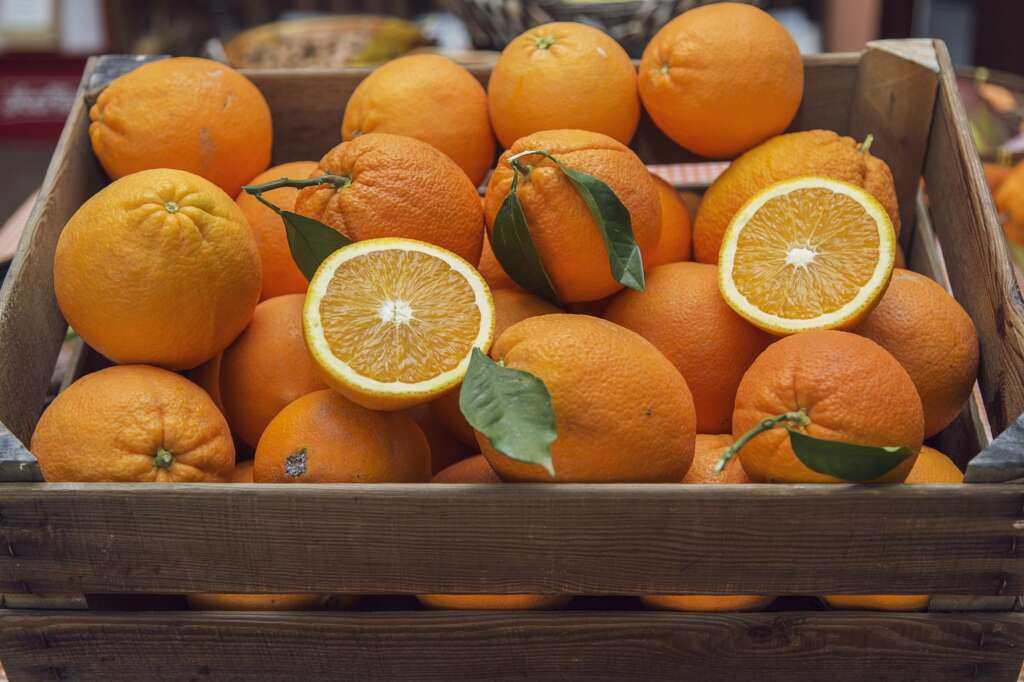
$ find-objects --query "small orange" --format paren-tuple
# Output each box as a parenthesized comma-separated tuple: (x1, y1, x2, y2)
(605, 262, 772, 433)
(639, 3, 803, 158)
(254, 390, 430, 483)
(31, 365, 234, 482)
(478, 315, 696, 482)
(294, 133, 484, 265)
(187, 593, 333, 611)
(683, 434, 747, 485)
(732, 330, 924, 483)
(236, 161, 318, 300)
(488, 22, 639, 148)
(646, 175, 692, 268)
(342, 54, 494, 186)
(89, 57, 272, 196)
(485, 130, 661, 302)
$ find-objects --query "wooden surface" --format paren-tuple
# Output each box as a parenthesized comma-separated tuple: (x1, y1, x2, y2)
(0, 610, 1022, 682)
(0, 483, 1021, 596)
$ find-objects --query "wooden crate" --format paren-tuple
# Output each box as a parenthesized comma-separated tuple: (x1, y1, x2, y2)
(1, 39, 1024, 681)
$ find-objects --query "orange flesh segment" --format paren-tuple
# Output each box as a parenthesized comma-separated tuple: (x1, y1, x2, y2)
(319, 249, 482, 384)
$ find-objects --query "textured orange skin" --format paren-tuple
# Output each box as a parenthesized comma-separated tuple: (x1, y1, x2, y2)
(478, 315, 696, 482)
(995, 161, 1024, 245)
(732, 330, 924, 484)
(638, 3, 802, 159)
(432, 288, 562, 446)
(419, 455, 570, 610)
(683, 434, 748, 485)
(217, 295, 326, 449)
(191, 351, 224, 412)
(855, 269, 979, 437)
(485, 130, 661, 302)
(254, 390, 430, 483)
(54, 168, 261, 370)
(693, 130, 901, 263)
(605, 263, 772, 434)
(646, 175, 692, 268)
(478, 233, 520, 292)
(342, 54, 494, 186)
(236, 161, 318, 300)
(406, 404, 474, 475)
(487, 22, 639, 149)
(31, 366, 234, 482)
(89, 57, 272, 197)
(294, 133, 484, 264)
(905, 445, 964, 484)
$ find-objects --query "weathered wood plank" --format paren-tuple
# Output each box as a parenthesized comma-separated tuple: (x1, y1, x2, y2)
(0, 610, 1021, 682)
(0, 483, 1021, 596)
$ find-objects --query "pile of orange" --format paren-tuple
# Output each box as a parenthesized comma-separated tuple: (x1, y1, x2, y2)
(35, 4, 981, 614)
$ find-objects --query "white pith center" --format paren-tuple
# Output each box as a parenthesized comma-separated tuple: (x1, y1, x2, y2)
(378, 299, 413, 325)
(785, 246, 817, 268)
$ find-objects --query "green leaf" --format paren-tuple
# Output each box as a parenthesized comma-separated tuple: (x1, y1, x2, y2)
(788, 430, 915, 482)
(490, 175, 560, 304)
(280, 210, 352, 281)
(558, 164, 645, 291)
(459, 348, 557, 477)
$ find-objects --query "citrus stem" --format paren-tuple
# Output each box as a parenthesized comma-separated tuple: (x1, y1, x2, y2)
(507, 149, 559, 177)
(858, 134, 875, 154)
(714, 410, 810, 474)
(154, 447, 174, 470)
(242, 175, 352, 215)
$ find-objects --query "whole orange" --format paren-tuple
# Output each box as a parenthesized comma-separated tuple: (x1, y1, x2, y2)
(294, 133, 484, 264)
(478, 314, 696, 482)
(431, 288, 562, 446)
(732, 330, 924, 483)
(89, 57, 272, 196)
(645, 175, 692, 268)
(638, 3, 803, 158)
(342, 54, 494, 186)
(406, 404, 475, 475)
(488, 22, 639, 148)
(54, 168, 261, 369)
(484, 130, 661, 302)
(855, 269, 978, 437)
(478, 233, 520, 292)
(31, 365, 234, 482)
(418, 454, 571, 610)
(683, 434, 747, 485)
(254, 390, 430, 483)
(693, 130, 900, 263)
(605, 262, 772, 434)
(210, 294, 326, 449)
(995, 160, 1024, 245)
(237, 161, 318, 300)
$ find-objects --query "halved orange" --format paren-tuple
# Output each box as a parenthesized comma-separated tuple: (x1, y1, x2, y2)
(718, 176, 896, 335)
(304, 238, 495, 411)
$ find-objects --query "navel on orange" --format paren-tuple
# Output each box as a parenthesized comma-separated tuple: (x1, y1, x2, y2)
(304, 238, 495, 410)
(719, 177, 896, 335)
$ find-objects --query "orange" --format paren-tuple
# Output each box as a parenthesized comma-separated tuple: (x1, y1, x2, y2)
(304, 238, 495, 411)
(684, 434, 747, 485)
(418, 455, 570, 610)
(995, 160, 1024, 245)
(645, 594, 774, 612)
(646, 174, 692, 268)
(236, 161, 318, 300)
(89, 57, 272, 196)
(254, 390, 430, 483)
(406, 404, 474, 475)
(855, 269, 979, 437)
(732, 330, 924, 483)
(431, 288, 562, 446)
(478, 233, 520, 292)
(231, 459, 254, 483)
(488, 22, 639, 149)
(294, 133, 484, 264)
(638, 3, 803, 158)
(209, 294, 326, 448)
(342, 54, 494, 186)
(31, 365, 234, 482)
(605, 263, 772, 433)
(985, 161, 1013, 195)
(478, 314, 696, 482)
(54, 168, 261, 369)
(694, 130, 901, 263)
(484, 130, 661, 302)
(822, 446, 962, 611)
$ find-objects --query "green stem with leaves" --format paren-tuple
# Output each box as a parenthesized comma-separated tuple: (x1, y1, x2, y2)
(714, 410, 810, 474)
(242, 174, 352, 214)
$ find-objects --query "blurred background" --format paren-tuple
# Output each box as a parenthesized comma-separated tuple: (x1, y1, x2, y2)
(2, 0, 1024, 278)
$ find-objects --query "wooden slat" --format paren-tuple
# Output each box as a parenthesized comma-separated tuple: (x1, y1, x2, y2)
(0, 483, 1021, 596)
(0, 610, 1022, 682)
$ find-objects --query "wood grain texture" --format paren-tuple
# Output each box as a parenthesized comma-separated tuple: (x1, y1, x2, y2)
(1, 610, 1022, 682)
(0, 483, 1021, 596)
(924, 40, 1024, 440)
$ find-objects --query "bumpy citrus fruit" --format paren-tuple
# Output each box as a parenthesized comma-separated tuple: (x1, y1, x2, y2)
(488, 22, 639, 148)
(304, 238, 494, 411)
(684, 434, 747, 485)
(89, 57, 272, 196)
(32, 365, 234, 482)
(646, 175, 692, 268)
